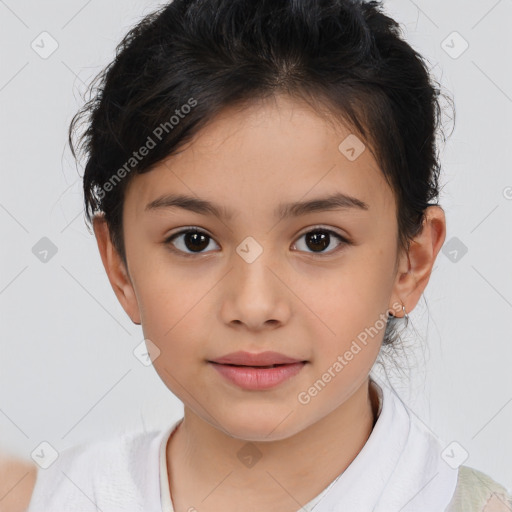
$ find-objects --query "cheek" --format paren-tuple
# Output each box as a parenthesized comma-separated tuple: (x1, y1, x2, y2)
(129, 259, 211, 366)
(130, 246, 206, 325)
(316, 250, 392, 310)
(301, 249, 393, 362)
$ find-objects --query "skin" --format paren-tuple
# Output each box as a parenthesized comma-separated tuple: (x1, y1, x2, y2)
(0, 456, 37, 512)
(93, 93, 446, 512)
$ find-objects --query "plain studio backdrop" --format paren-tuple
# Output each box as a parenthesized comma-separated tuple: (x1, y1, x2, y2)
(0, 0, 511, 491)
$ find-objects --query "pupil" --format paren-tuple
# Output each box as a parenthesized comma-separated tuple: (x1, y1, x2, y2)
(185, 232, 209, 252)
(307, 231, 329, 252)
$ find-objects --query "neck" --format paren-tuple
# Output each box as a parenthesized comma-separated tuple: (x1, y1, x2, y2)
(166, 377, 379, 511)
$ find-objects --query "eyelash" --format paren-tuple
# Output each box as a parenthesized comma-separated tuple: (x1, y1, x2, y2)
(163, 225, 351, 258)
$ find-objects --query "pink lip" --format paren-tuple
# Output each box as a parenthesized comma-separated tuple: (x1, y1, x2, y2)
(209, 350, 305, 366)
(210, 361, 306, 390)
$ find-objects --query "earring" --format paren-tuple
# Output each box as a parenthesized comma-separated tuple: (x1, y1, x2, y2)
(402, 304, 409, 327)
(388, 303, 409, 327)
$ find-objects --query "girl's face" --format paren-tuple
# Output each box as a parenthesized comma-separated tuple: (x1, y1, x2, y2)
(116, 94, 408, 440)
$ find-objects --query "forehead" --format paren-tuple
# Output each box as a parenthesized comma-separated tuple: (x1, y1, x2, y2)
(123, 94, 395, 221)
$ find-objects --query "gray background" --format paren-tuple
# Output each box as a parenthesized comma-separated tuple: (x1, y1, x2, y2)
(1, 0, 511, 491)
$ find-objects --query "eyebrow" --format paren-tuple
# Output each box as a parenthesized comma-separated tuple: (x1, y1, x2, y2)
(144, 192, 369, 220)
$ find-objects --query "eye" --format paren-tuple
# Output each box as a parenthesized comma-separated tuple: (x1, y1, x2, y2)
(164, 226, 351, 257)
(164, 228, 219, 257)
(292, 226, 350, 255)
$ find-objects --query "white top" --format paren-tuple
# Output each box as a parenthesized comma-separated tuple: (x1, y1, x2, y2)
(27, 376, 460, 512)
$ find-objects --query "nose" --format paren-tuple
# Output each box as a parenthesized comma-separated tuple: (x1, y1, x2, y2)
(219, 247, 292, 332)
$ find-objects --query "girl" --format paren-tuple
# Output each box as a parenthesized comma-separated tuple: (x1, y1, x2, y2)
(24, 0, 512, 510)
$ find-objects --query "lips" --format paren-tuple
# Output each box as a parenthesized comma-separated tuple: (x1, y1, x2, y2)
(209, 359, 307, 390)
(209, 350, 306, 367)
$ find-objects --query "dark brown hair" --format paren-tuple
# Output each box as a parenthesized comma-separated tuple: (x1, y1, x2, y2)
(69, 0, 454, 348)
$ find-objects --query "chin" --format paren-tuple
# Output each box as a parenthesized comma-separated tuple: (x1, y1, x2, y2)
(214, 410, 306, 443)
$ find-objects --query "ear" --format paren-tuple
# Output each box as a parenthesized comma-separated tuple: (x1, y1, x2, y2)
(389, 205, 446, 318)
(92, 214, 141, 325)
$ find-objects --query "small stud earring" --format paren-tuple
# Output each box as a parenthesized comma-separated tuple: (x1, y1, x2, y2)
(388, 303, 409, 327)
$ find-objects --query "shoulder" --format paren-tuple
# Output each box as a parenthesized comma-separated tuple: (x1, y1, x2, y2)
(445, 465, 512, 512)
(25, 428, 166, 511)
(0, 455, 37, 512)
